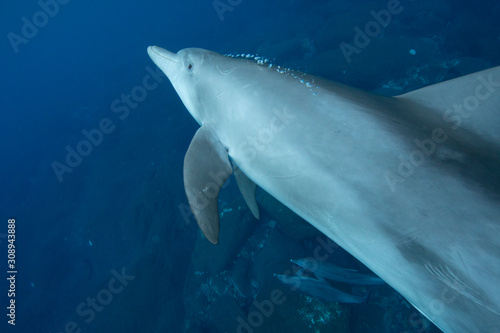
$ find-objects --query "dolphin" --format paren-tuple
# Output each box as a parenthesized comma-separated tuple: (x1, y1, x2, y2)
(291, 258, 386, 285)
(273, 274, 368, 304)
(147, 46, 500, 333)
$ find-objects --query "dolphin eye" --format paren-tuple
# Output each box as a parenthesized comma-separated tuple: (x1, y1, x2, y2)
(187, 63, 193, 71)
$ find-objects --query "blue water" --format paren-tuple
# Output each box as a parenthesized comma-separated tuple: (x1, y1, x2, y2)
(1, 0, 499, 332)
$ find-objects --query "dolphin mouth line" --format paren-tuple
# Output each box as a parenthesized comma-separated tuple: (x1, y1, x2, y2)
(148, 46, 179, 63)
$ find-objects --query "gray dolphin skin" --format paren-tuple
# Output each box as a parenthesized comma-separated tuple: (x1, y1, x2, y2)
(147, 46, 500, 333)
(291, 258, 386, 285)
(273, 274, 367, 304)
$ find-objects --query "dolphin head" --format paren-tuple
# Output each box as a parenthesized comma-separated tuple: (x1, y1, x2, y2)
(147, 46, 239, 126)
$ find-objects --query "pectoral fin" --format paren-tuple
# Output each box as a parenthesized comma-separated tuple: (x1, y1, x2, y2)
(183, 126, 232, 244)
(233, 162, 260, 219)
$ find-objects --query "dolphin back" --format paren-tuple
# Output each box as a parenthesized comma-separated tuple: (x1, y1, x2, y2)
(396, 66, 500, 160)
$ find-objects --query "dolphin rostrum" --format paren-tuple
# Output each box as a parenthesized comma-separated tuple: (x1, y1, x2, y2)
(147, 45, 500, 333)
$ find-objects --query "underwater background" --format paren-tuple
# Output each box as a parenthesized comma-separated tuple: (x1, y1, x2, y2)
(1, 0, 499, 332)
